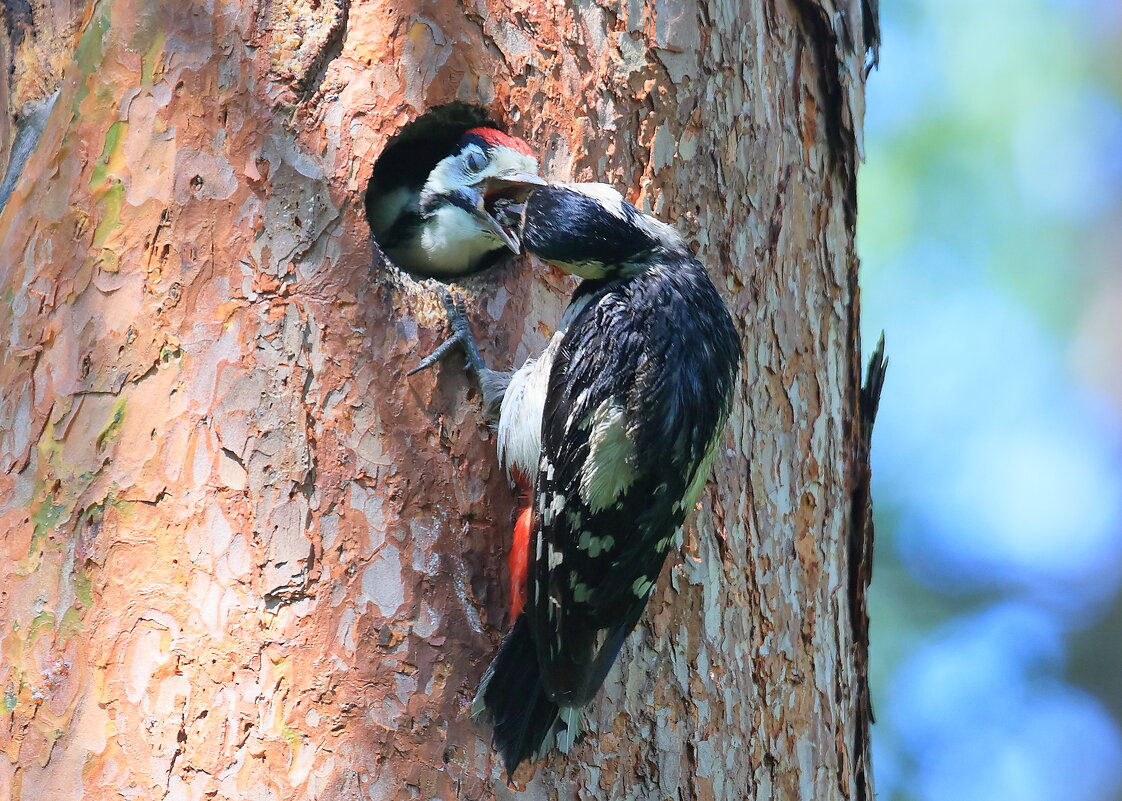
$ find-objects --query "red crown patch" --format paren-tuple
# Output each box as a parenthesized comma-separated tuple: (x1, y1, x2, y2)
(463, 127, 536, 157)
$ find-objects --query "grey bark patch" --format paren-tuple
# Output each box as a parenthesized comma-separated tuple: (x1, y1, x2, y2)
(0, 90, 59, 213)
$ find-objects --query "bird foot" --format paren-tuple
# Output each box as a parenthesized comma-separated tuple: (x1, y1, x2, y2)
(409, 288, 487, 376)
(409, 288, 509, 416)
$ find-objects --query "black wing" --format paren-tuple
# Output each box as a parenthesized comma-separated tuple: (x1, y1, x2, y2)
(526, 257, 742, 705)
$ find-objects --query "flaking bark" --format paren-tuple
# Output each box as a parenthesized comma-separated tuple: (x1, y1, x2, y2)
(0, 0, 878, 799)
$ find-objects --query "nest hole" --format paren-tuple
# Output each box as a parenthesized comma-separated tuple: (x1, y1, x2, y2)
(366, 103, 514, 281)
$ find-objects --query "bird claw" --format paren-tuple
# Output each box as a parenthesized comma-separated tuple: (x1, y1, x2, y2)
(408, 288, 488, 377)
(406, 332, 461, 376)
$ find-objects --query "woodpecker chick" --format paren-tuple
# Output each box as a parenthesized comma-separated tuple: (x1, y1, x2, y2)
(368, 127, 541, 276)
(414, 181, 742, 777)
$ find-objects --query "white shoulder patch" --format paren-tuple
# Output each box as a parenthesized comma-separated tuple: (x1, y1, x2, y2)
(578, 398, 638, 513)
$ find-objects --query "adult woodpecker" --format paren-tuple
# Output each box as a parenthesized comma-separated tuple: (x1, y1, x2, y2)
(412, 181, 742, 776)
(367, 127, 540, 275)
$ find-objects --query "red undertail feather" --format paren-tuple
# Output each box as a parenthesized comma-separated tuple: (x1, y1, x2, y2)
(510, 505, 532, 618)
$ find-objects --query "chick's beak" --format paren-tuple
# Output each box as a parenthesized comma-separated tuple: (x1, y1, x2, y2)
(468, 171, 547, 253)
(468, 197, 522, 253)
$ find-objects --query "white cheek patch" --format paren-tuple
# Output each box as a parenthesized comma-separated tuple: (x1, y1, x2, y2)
(480, 150, 539, 179)
(424, 148, 538, 197)
(579, 399, 638, 513)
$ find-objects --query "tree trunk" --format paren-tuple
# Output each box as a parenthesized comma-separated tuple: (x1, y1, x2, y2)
(0, 1, 879, 799)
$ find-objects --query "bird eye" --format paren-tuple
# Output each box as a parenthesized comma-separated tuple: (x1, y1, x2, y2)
(464, 148, 488, 173)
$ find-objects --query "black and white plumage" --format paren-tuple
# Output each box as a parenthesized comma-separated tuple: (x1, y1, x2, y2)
(468, 183, 744, 775)
(368, 127, 541, 276)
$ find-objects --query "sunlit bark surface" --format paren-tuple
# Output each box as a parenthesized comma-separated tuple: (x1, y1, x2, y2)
(0, 0, 877, 798)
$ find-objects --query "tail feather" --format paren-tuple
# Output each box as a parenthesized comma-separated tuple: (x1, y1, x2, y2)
(555, 705, 583, 754)
(474, 615, 562, 777)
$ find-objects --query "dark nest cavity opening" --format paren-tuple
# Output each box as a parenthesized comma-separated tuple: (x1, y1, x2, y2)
(365, 103, 516, 281)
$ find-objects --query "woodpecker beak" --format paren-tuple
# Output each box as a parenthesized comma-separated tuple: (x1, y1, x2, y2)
(473, 171, 547, 253)
(486, 170, 548, 192)
(469, 196, 523, 253)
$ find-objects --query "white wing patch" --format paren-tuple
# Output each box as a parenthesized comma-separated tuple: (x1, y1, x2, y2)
(540, 492, 566, 525)
(578, 398, 638, 513)
(577, 530, 615, 558)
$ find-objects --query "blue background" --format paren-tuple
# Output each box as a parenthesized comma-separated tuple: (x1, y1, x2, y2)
(860, 1, 1122, 798)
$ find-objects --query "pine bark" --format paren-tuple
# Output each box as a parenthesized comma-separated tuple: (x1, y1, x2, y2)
(0, 1, 878, 799)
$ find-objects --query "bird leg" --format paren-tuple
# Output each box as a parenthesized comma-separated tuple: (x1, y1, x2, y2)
(410, 288, 511, 418)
